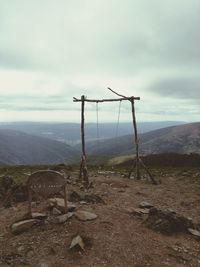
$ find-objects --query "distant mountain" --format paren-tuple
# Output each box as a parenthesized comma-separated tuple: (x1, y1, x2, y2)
(0, 129, 78, 165)
(0, 121, 184, 145)
(83, 122, 200, 156)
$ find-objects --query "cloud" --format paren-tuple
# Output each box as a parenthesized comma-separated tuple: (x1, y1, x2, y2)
(0, 0, 199, 122)
(150, 76, 200, 99)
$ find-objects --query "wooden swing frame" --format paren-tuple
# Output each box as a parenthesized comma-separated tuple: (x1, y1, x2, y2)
(73, 88, 157, 187)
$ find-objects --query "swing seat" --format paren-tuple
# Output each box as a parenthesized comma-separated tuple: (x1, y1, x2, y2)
(27, 170, 68, 214)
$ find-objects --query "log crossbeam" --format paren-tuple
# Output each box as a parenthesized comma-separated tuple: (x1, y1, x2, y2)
(73, 96, 140, 103)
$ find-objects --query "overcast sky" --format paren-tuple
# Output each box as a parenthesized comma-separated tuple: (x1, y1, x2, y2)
(0, 0, 199, 123)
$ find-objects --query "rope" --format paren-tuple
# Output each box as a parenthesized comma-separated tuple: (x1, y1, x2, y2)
(115, 100, 121, 138)
(96, 102, 99, 140)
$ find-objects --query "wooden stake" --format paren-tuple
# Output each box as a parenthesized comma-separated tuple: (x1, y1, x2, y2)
(80, 95, 89, 187)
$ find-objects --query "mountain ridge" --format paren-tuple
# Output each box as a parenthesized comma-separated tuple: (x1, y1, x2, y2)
(0, 129, 78, 165)
(83, 122, 200, 156)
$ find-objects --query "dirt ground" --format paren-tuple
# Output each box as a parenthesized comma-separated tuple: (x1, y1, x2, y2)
(0, 168, 200, 267)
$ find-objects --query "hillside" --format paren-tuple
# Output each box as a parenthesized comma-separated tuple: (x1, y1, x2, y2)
(0, 121, 184, 145)
(0, 129, 78, 165)
(83, 122, 200, 156)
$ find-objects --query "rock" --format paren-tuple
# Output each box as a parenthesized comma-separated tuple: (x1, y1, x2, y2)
(52, 207, 62, 215)
(188, 228, 200, 237)
(75, 210, 97, 221)
(17, 245, 24, 253)
(69, 191, 104, 204)
(69, 191, 85, 202)
(31, 212, 47, 220)
(38, 259, 51, 267)
(49, 198, 76, 213)
(132, 208, 150, 216)
(70, 235, 85, 251)
(145, 208, 194, 235)
(11, 219, 39, 235)
(139, 201, 154, 209)
(80, 201, 87, 205)
(50, 212, 74, 224)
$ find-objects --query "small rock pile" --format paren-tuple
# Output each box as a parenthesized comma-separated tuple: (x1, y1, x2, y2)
(11, 196, 98, 235)
(131, 201, 200, 237)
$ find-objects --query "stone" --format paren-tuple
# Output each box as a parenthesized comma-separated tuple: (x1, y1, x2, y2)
(52, 207, 62, 215)
(11, 219, 39, 235)
(145, 208, 194, 235)
(132, 208, 150, 216)
(75, 210, 97, 221)
(50, 212, 74, 224)
(49, 198, 76, 213)
(70, 235, 85, 251)
(69, 191, 104, 204)
(80, 201, 87, 205)
(39, 259, 51, 267)
(139, 201, 154, 209)
(188, 228, 200, 237)
(31, 212, 47, 220)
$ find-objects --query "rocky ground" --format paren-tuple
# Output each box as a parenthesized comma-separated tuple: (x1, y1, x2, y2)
(0, 168, 200, 267)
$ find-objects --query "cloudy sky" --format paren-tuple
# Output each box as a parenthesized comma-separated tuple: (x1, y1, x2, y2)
(0, 0, 199, 123)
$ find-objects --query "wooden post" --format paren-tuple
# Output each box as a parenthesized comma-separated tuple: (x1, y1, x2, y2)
(131, 97, 140, 179)
(80, 95, 89, 187)
(64, 183, 68, 213)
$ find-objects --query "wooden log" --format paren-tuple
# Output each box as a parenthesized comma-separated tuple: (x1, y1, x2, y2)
(80, 95, 89, 187)
(139, 158, 158, 185)
(73, 97, 140, 102)
(131, 98, 140, 179)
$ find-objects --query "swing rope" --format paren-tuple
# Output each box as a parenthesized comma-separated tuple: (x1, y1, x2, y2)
(96, 102, 99, 140)
(115, 100, 121, 138)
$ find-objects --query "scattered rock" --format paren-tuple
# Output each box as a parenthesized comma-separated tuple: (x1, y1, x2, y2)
(49, 212, 73, 224)
(75, 210, 97, 221)
(188, 228, 200, 238)
(69, 191, 104, 204)
(52, 207, 62, 215)
(11, 219, 39, 235)
(80, 201, 87, 205)
(31, 212, 47, 220)
(70, 235, 85, 251)
(38, 259, 51, 267)
(132, 208, 150, 216)
(139, 201, 154, 209)
(49, 198, 76, 213)
(145, 208, 194, 235)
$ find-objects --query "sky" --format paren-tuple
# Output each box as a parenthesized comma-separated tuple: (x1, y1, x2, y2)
(0, 0, 199, 123)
